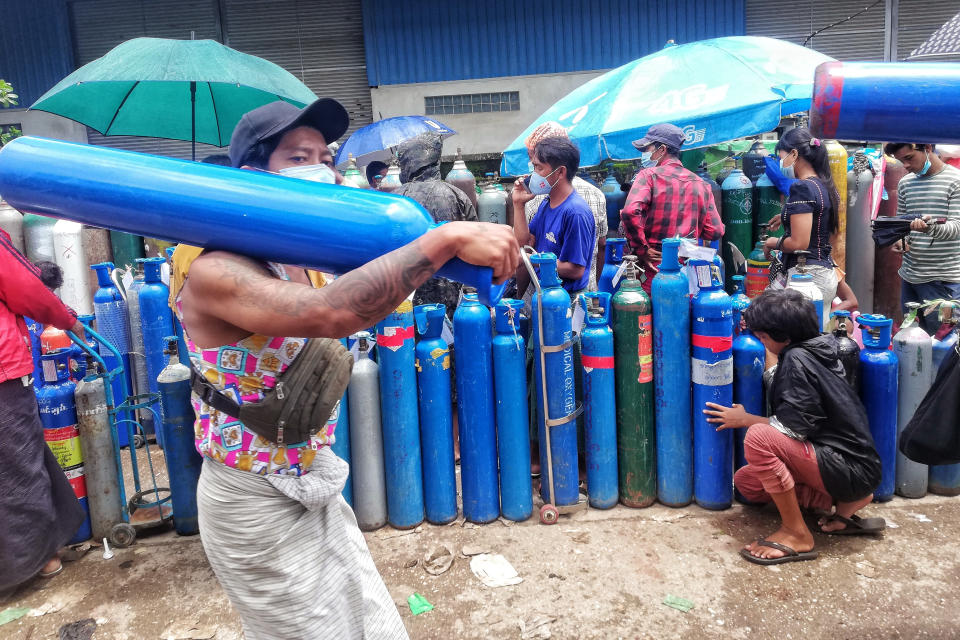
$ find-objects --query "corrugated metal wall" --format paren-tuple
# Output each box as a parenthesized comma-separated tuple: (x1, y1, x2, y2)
(363, 0, 746, 86)
(0, 0, 74, 107)
(746, 0, 886, 60)
(898, 0, 960, 60)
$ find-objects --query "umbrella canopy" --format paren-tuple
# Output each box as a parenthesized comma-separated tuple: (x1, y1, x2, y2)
(908, 11, 960, 61)
(501, 36, 834, 176)
(30, 37, 318, 158)
(872, 215, 947, 248)
(334, 116, 456, 168)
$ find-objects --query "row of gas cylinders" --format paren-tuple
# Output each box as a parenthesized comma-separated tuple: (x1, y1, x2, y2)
(29, 256, 202, 542)
(0, 201, 173, 316)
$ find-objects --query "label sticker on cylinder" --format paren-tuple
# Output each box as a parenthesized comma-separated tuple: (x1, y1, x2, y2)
(64, 466, 87, 500)
(377, 325, 414, 351)
(638, 315, 653, 383)
(692, 357, 733, 386)
(45, 425, 83, 469)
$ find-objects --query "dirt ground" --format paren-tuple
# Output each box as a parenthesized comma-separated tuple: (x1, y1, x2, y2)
(3, 487, 960, 640)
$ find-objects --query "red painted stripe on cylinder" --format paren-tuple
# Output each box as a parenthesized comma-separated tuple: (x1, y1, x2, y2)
(582, 354, 614, 369)
(691, 334, 732, 353)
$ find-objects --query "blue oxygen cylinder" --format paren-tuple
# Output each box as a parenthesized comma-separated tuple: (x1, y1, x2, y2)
(579, 292, 618, 509)
(652, 238, 692, 506)
(454, 292, 500, 523)
(691, 260, 734, 510)
(376, 302, 425, 529)
(331, 338, 353, 506)
(733, 326, 765, 471)
(492, 298, 532, 522)
(730, 275, 750, 335)
(38, 349, 92, 543)
(531, 253, 579, 507)
(597, 237, 627, 297)
(140, 257, 173, 447)
(91, 262, 132, 448)
(787, 252, 825, 330)
(929, 320, 960, 495)
(857, 314, 899, 502)
(600, 174, 626, 235)
(156, 337, 201, 535)
(414, 303, 457, 525)
(25, 316, 43, 391)
(164, 247, 191, 365)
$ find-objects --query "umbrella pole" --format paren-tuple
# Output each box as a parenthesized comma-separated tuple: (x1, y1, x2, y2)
(190, 81, 196, 162)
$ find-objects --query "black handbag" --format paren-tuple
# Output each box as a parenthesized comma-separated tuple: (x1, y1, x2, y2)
(898, 341, 960, 465)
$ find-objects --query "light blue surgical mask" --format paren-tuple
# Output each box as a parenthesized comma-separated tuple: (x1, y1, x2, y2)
(917, 152, 932, 177)
(640, 146, 660, 168)
(528, 167, 559, 195)
(278, 163, 337, 184)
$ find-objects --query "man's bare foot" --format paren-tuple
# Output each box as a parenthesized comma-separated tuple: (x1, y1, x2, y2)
(743, 526, 814, 560)
(818, 494, 873, 532)
(39, 556, 62, 577)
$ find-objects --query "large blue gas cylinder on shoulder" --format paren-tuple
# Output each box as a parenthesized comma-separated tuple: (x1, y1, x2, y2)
(156, 337, 201, 535)
(330, 338, 353, 506)
(597, 237, 627, 297)
(579, 292, 618, 509)
(652, 237, 692, 507)
(600, 174, 626, 235)
(733, 323, 765, 471)
(38, 349, 92, 543)
(857, 314, 898, 502)
(531, 253, 579, 508)
(454, 293, 500, 523)
(691, 260, 734, 510)
(929, 325, 960, 495)
(140, 257, 173, 447)
(91, 262, 132, 448)
(414, 303, 457, 525)
(376, 302, 425, 529)
(492, 298, 532, 522)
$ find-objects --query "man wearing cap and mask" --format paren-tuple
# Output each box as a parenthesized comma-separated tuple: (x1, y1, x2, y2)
(621, 123, 724, 292)
(169, 98, 519, 639)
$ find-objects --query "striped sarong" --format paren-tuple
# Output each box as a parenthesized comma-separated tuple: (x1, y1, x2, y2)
(197, 448, 408, 639)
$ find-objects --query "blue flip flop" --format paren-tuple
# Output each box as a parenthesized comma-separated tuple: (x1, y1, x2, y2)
(740, 539, 819, 565)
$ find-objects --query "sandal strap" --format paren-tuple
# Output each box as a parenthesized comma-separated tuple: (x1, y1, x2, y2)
(755, 538, 799, 556)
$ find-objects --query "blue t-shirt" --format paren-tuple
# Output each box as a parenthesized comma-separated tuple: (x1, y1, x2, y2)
(529, 190, 596, 292)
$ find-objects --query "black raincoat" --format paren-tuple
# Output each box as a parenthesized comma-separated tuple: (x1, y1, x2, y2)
(394, 133, 478, 318)
(769, 334, 882, 503)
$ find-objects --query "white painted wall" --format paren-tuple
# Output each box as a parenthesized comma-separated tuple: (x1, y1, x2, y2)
(370, 70, 605, 158)
(0, 108, 88, 142)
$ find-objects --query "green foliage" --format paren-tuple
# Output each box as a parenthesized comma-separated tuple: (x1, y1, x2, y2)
(0, 80, 18, 108)
(1, 125, 21, 147)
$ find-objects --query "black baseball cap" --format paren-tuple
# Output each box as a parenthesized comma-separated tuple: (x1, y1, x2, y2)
(228, 98, 350, 167)
(632, 123, 686, 151)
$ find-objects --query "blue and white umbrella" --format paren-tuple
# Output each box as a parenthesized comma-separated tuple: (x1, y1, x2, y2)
(501, 36, 834, 176)
(334, 115, 456, 168)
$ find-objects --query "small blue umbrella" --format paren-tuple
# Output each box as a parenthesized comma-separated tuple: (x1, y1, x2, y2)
(334, 115, 456, 168)
(501, 36, 834, 176)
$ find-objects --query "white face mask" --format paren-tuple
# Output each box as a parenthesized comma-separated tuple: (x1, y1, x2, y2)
(278, 163, 337, 184)
(778, 152, 795, 171)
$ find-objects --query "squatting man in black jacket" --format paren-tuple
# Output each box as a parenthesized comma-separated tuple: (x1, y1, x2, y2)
(703, 289, 885, 565)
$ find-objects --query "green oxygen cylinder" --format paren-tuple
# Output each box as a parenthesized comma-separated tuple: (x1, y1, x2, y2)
(754, 171, 784, 242)
(721, 167, 753, 291)
(612, 255, 656, 507)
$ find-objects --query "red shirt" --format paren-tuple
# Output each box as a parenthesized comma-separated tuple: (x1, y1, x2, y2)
(0, 228, 77, 383)
(621, 157, 725, 289)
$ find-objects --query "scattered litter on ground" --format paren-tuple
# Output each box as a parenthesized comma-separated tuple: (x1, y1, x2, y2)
(887, 520, 900, 529)
(101, 538, 114, 560)
(652, 512, 689, 523)
(855, 561, 878, 578)
(422, 545, 455, 575)
(569, 532, 590, 544)
(461, 544, 488, 557)
(403, 557, 418, 569)
(0, 607, 31, 626)
(662, 595, 695, 613)
(57, 618, 97, 640)
(28, 600, 65, 617)
(407, 593, 434, 615)
(519, 614, 556, 639)
(462, 522, 479, 530)
(470, 554, 523, 587)
(162, 621, 218, 639)
(908, 513, 932, 523)
(60, 543, 92, 563)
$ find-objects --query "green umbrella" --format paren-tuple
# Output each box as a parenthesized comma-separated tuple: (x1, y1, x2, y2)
(30, 37, 318, 160)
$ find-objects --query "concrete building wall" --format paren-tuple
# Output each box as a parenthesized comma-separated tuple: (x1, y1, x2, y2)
(0, 109, 88, 143)
(370, 70, 604, 158)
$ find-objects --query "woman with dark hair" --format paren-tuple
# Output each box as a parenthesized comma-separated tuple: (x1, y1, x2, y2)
(703, 289, 883, 565)
(764, 127, 842, 326)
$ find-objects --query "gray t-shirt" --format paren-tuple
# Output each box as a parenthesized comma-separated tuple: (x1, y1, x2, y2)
(898, 164, 960, 284)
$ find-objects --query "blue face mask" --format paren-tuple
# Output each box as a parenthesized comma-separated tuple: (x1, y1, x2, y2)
(528, 166, 559, 195)
(917, 152, 932, 177)
(640, 146, 659, 168)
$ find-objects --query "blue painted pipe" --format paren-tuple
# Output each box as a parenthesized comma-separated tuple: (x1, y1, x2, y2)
(531, 253, 579, 507)
(454, 293, 500, 523)
(691, 260, 734, 510)
(857, 314, 899, 502)
(139, 257, 173, 447)
(597, 238, 627, 297)
(414, 303, 457, 524)
(156, 337, 202, 535)
(91, 262, 132, 448)
(929, 330, 960, 495)
(492, 298, 532, 522)
(375, 303, 425, 528)
(0, 136, 504, 306)
(652, 238, 692, 507)
(811, 61, 960, 145)
(733, 328, 765, 470)
(579, 292, 618, 509)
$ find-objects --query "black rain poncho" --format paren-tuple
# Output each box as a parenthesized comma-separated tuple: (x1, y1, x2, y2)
(769, 334, 882, 503)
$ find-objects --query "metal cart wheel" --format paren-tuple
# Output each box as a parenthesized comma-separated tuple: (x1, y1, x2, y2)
(110, 522, 137, 548)
(132, 433, 146, 449)
(539, 504, 559, 525)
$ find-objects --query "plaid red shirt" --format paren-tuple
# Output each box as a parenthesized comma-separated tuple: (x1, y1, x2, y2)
(621, 157, 724, 285)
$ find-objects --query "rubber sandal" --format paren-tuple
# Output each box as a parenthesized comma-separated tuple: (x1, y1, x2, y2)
(739, 539, 819, 566)
(817, 513, 886, 536)
(38, 561, 63, 579)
